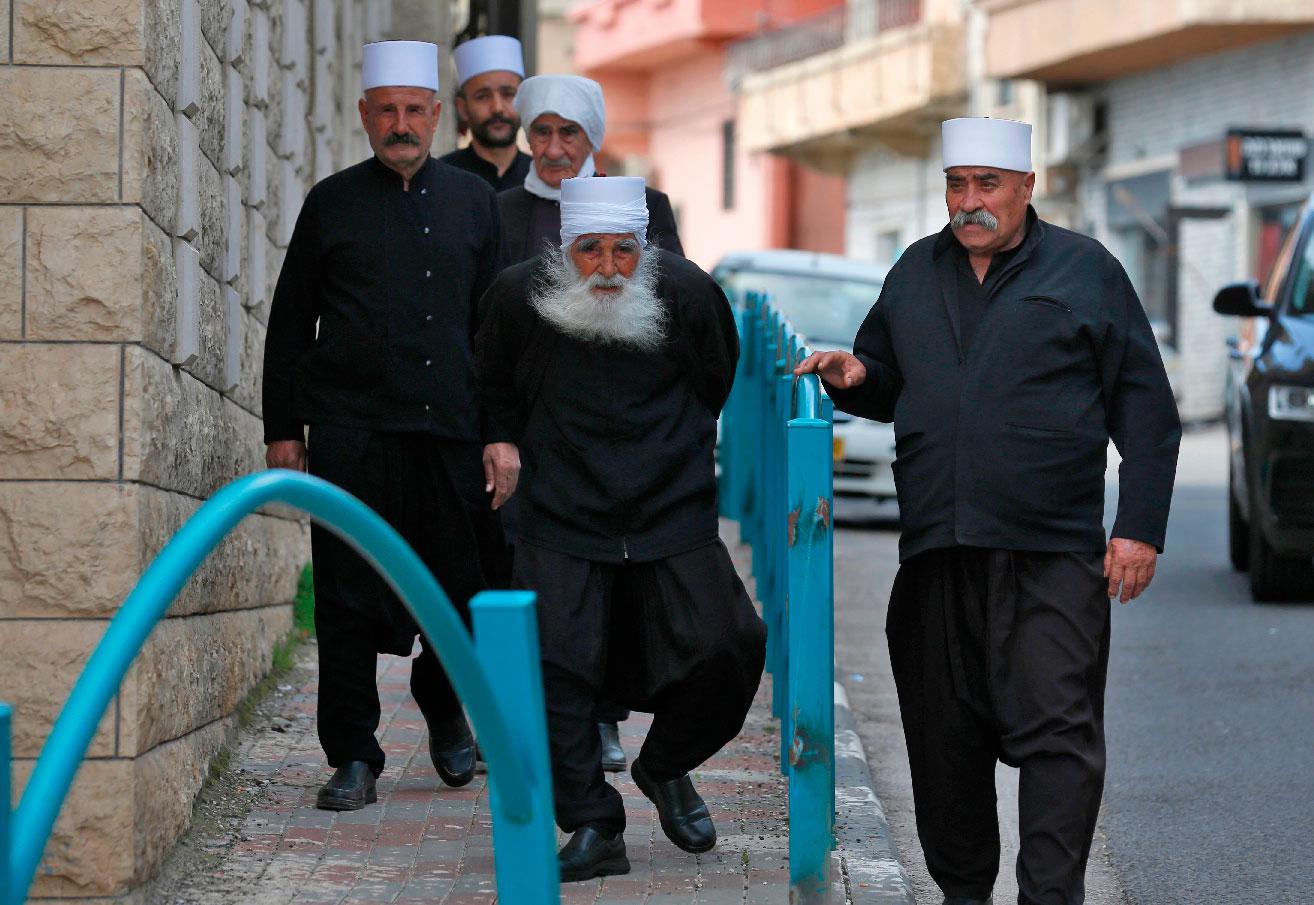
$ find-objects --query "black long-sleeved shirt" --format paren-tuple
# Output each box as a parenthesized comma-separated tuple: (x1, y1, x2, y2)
(262, 155, 506, 444)
(474, 249, 738, 562)
(827, 209, 1181, 560)
(439, 145, 532, 193)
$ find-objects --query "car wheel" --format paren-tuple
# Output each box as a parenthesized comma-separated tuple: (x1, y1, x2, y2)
(1228, 467, 1249, 572)
(1247, 482, 1314, 602)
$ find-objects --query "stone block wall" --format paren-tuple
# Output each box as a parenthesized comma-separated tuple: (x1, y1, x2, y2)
(0, 0, 446, 897)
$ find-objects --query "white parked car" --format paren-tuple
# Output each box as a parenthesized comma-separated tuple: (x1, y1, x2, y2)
(713, 250, 896, 503)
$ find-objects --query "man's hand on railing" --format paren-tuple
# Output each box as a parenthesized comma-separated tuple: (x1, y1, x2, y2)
(483, 442, 520, 510)
(793, 350, 867, 389)
(266, 440, 307, 472)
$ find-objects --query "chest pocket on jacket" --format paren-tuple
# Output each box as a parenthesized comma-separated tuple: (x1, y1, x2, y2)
(1001, 295, 1088, 434)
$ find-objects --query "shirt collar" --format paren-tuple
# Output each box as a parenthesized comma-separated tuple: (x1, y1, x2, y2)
(370, 152, 436, 190)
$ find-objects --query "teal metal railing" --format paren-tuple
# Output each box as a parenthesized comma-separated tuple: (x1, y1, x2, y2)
(0, 470, 559, 905)
(720, 291, 836, 901)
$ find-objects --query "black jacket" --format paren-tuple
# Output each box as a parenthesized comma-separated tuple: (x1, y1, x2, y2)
(827, 210, 1181, 560)
(474, 249, 738, 562)
(496, 184, 684, 266)
(262, 156, 506, 444)
(439, 145, 532, 193)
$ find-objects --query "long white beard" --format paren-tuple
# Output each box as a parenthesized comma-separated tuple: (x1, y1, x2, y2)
(531, 246, 667, 351)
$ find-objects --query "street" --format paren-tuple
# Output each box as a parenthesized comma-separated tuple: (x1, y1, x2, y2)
(831, 426, 1314, 905)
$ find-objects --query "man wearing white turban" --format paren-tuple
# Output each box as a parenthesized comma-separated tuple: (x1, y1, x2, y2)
(796, 117, 1181, 905)
(497, 74, 684, 265)
(475, 176, 766, 881)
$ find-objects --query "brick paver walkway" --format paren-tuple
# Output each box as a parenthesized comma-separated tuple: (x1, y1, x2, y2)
(155, 534, 803, 904)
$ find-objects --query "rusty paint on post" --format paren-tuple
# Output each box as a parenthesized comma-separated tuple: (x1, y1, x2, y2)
(815, 496, 830, 531)
(788, 506, 801, 547)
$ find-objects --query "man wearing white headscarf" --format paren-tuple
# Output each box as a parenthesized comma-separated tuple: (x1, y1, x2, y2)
(497, 74, 684, 265)
(263, 40, 516, 812)
(796, 118, 1181, 905)
(475, 176, 766, 881)
(440, 34, 532, 192)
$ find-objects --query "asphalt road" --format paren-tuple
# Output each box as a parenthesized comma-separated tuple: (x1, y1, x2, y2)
(832, 427, 1314, 905)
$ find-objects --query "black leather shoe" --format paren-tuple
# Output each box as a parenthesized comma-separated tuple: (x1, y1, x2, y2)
(631, 758, 716, 853)
(598, 721, 627, 772)
(558, 825, 629, 882)
(943, 897, 992, 904)
(428, 714, 476, 787)
(316, 761, 377, 811)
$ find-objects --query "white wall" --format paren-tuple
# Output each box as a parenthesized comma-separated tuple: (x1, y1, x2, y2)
(846, 138, 947, 265)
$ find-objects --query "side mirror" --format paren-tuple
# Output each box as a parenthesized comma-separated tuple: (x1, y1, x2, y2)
(1212, 280, 1273, 318)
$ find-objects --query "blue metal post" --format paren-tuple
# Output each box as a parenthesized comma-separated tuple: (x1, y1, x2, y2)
(786, 374, 835, 901)
(1, 703, 10, 905)
(471, 591, 559, 899)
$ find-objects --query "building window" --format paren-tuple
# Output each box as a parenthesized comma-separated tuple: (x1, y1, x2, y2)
(1106, 171, 1174, 349)
(722, 119, 736, 211)
(876, 230, 902, 264)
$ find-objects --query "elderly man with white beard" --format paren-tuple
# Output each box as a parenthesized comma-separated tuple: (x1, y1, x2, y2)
(475, 176, 767, 881)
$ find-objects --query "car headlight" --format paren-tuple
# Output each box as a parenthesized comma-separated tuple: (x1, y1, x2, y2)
(1268, 385, 1314, 422)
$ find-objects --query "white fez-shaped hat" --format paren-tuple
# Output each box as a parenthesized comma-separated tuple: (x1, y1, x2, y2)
(559, 176, 649, 250)
(362, 40, 440, 92)
(942, 117, 1033, 172)
(514, 75, 607, 150)
(453, 35, 525, 88)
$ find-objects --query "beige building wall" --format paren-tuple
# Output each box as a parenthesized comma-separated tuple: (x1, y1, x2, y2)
(0, 0, 445, 897)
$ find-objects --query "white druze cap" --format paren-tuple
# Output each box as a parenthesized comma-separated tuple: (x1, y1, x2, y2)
(559, 176, 649, 250)
(453, 35, 525, 88)
(362, 40, 440, 92)
(942, 117, 1033, 172)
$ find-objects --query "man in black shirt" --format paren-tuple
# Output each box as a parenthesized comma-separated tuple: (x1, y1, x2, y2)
(263, 39, 518, 812)
(796, 118, 1180, 905)
(440, 35, 531, 192)
(475, 176, 766, 882)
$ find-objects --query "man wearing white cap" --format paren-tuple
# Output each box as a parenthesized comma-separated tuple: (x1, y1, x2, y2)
(497, 74, 684, 265)
(475, 176, 766, 881)
(264, 40, 518, 812)
(797, 118, 1181, 905)
(440, 34, 532, 192)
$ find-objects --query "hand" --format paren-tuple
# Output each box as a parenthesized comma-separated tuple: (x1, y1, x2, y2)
(1104, 537, 1157, 603)
(266, 440, 307, 472)
(482, 442, 520, 510)
(793, 350, 867, 389)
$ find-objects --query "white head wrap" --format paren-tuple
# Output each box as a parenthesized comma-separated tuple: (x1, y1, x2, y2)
(514, 75, 606, 200)
(453, 35, 525, 88)
(362, 41, 440, 93)
(559, 176, 649, 250)
(942, 117, 1033, 172)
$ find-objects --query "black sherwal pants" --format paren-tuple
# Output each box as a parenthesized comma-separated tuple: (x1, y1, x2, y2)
(517, 540, 767, 835)
(886, 546, 1110, 905)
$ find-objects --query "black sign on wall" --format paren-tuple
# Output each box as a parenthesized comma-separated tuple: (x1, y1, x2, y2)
(1225, 129, 1308, 183)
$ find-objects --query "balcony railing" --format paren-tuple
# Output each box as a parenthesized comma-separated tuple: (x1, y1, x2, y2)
(725, 0, 921, 87)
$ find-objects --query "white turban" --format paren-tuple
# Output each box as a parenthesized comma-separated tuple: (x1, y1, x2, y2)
(559, 176, 649, 250)
(515, 75, 606, 200)
(362, 41, 439, 92)
(942, 117, 1033, 172)
(453, 35, 524, 88)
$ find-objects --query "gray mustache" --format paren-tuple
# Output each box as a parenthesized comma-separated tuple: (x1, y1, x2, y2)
(384, 132, 421, 146)
(951, 208, 999, 231)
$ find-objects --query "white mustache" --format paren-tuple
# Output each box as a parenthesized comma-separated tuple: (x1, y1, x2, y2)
(951, 208, 999, 231)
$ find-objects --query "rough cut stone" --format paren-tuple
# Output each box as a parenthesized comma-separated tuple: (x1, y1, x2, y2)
(197, 151, 228, 281)
(229, 305, 266, 413)
(0, 67, 120, 203)
(0, 208, 20, 339)
(142, 215, 179, 362)
(0, 620, 118, 758)
(25, 206, 144, 341)
(120, 604, 293, 756)
(182, 264, 229, 390)
(143, 0, 181, 108)
(14, 0, 144, 65)
(199, 0, 230, 59)
(197, 35, 227, 170)
(123, 68, 180, 236)
(121, 346, 265, 498)
(0, 344, 120, 479)
(0, 483, 139, 619)
(247, 208, 268, 312)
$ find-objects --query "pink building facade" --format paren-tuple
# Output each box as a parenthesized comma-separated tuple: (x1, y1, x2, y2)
(570, 0, 846, 270)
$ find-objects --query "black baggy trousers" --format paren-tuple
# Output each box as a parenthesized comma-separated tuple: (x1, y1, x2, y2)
(307, 425, 506, 777)
(516, 540, 767, 835)
(886, 546, 1110, 905)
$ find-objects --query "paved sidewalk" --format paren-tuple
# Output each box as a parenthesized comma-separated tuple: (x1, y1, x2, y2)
(146, 527, 907, 904)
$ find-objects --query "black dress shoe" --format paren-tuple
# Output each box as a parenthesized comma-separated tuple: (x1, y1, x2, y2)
(316, 761, 377, 811)
(428, 714, 476, 787)
(631, 758, 716, 853)
(598, 721, 627, 772)
(942, 896, 992, 904)
(558, 825, 629, 882)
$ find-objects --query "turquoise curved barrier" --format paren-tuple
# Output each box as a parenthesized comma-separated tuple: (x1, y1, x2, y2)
(1, 469, 558, 904)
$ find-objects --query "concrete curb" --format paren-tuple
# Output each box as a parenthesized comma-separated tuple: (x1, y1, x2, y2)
(833, 680, 915, 905)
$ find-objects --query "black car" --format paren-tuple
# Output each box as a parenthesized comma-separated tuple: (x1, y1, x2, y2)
(1215, 198, 1314, 601)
